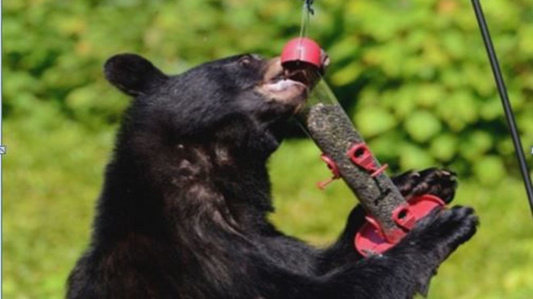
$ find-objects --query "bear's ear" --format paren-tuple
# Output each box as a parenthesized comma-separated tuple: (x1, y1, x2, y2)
(104, 54, 169, 97)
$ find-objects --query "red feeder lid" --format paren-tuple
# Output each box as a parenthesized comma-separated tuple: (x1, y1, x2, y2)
(281, 37, 323, 68)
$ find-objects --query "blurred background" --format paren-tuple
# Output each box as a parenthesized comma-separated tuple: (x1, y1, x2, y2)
(4, 0, 533, 298)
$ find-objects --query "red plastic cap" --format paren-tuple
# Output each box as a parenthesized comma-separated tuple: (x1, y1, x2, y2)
(354, 194, 446, 257)
(281, 37, 323, 68)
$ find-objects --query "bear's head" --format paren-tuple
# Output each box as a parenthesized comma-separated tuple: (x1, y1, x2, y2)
(104, 53, 325, 159)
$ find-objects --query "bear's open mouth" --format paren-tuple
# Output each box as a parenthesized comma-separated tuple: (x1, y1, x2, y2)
(262, 73, 306, 99)
(265, 77, 305, 92)
(283, 65, 320, 87)
(269, 74, 304, 86)
(258, 58, 324, 108)
(264, 66, 319, 93)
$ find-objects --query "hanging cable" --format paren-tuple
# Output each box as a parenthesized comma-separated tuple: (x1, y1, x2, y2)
(304, 0, 315, 15)
(471, 0, 533, 216)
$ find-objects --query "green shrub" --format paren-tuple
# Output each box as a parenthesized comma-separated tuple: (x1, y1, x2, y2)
(5, 0, 532, 180)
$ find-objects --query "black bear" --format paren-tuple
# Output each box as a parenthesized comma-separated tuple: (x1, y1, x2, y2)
(67, 52, 478, 299)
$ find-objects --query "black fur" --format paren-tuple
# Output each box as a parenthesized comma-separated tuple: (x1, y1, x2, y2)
(67, 53, 478, 299)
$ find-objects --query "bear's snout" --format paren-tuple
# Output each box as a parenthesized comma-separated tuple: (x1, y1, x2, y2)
(257, 56, 321, 110)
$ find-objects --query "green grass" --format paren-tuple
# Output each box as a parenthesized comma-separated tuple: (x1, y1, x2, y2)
(4, 109, 114, 299)
(4, 112, 533, 298)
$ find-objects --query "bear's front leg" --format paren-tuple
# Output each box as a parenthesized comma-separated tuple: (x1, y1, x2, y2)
(350, 207, 478, 298)
(254, 204, 477, 299)
(317, 168, 461, 273)
(317, 205, 478, 299)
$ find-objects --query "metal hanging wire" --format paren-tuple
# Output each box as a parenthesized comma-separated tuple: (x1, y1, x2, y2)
(471, 0, 533, 216)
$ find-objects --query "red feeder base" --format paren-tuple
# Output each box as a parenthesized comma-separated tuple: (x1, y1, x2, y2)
(355, 194, 446, 257)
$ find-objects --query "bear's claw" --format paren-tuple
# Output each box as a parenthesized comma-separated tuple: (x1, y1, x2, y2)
(393, 168, 458, 203)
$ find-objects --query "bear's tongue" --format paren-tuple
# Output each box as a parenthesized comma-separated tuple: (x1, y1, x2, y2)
(264, 65, 314, 91)
(266, 78, 305, 92)
(277, 64, 321, 91)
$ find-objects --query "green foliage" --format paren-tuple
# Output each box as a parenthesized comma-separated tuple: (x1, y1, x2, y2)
(4, 114, 115, 299)
(354, 106, 396, 137)
(5, 0, 533, 298)
(404, 110, 442, 142)
(6, 0, 533, 176)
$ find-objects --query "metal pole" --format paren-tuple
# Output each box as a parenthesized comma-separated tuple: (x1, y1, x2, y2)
(471, 0, 533, 216)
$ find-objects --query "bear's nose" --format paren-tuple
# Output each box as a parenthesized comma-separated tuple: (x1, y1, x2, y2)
(263, 57, 284, 82)
(320, 50, 330, 69)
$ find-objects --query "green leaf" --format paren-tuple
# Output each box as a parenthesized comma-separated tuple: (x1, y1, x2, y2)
(430, 134, 458, 161)
(459, 131, 493, 162)
(355, 107, 397, 138)
(437, 91, 478, 131)
(331, 61, 362, 86)
(404, 110, 442, 142)
(473, 156, 506, 185)
(416, 84, 446, 108)
(399, 144, 435, 170)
